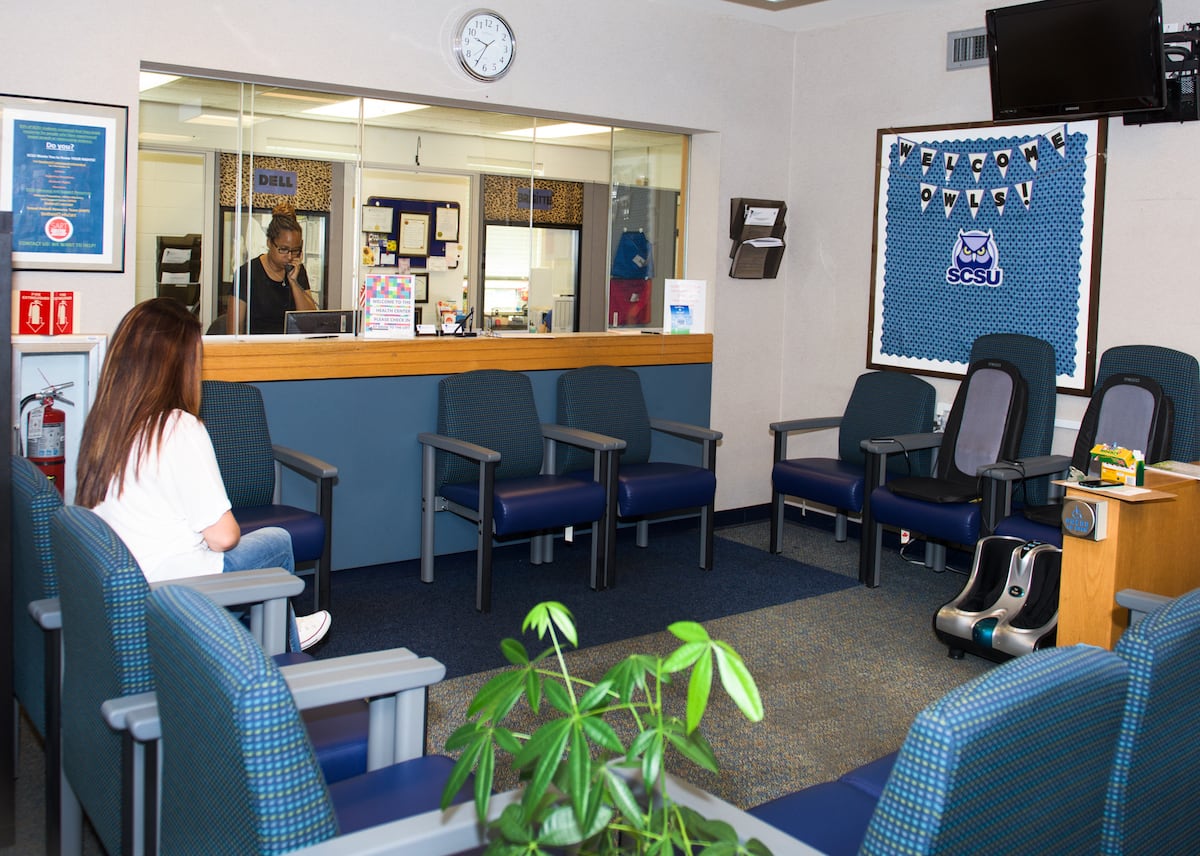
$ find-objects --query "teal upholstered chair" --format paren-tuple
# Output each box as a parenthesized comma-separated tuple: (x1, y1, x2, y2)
(1103, 587, 1200, 853)
(556, 365, 721, 584)
(750, 644, 1128, 855)
(768, 370, 935, 550)
(419, 369, 622, 611)
(51, 506, 366, 856)
(144, 584, 470, 853)
(201, 379, 338, 613)
(11, 455, 65, 852)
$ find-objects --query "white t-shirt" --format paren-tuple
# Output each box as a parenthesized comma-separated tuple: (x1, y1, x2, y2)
(94, 410, 232, 582)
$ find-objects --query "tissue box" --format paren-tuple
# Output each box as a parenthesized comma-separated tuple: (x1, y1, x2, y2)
(1092, 444, 1144, 486)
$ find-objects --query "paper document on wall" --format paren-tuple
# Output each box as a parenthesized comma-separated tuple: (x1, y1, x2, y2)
(662, 279, 707, 335)
(744, 206, 779, 227)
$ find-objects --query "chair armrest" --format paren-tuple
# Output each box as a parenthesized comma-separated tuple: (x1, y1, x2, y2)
(1117, 589, 1172, 628)
(281, 648, 443, 709)
(152, 566, 303, 605)
(152, 567, 302, 655)
(860, 431, 942, 456)
(418, 431, 500, 464)
(979, 454, 1071, 481)
(769, 416, 842, 434)
(541, 423, 626, 453)
(102, 691, 161, 742)
(29, 597, 61, 631)
(273, 444, 338, 481)
(650, 417, 723, 443)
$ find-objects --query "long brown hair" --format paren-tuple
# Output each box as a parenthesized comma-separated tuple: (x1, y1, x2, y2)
(76, 298, 204, 507)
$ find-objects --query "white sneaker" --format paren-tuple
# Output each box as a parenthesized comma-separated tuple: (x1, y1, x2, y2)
(297, 610, 332, 650)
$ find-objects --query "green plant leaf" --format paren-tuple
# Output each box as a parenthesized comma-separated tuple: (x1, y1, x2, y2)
(580, 713, 625, 755)
(519, 719, 572, 812)
(663, 640, 708, 674)
(713, 642, 764, 723)
(494, 802, 533, 844)
(499, 636, 529, 665)
(474, 740, 495, 811)
(444, 719, 484, 752)
(543, 677, 574, 714)
(604, 654, 655, 703)
(685, 646, 714, 733)
(668, 620, 711, 644)
(522, 601, 578, 648)
(525, 665, 543, 715)
(604, 767, 646, 831)
(468, 668, 529, 720)
(578, 678, 615, 712)
(441, 734, 487, 814)
(493, 726, 522, 756)
(641, 731, 664, 790)
(665, 726, 719, 773)
(566, 726, 592, 824)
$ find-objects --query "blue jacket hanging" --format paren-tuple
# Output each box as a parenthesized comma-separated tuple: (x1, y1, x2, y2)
(611, 230, 654, 279)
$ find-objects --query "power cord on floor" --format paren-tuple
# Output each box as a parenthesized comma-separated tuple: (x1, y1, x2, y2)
(898, 538, 969, 576)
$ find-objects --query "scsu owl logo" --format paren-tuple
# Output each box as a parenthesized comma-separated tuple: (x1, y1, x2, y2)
(946, 229, 1003, 286)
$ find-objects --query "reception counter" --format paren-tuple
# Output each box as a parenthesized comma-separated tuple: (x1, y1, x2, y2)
(200, 332, 715, 576)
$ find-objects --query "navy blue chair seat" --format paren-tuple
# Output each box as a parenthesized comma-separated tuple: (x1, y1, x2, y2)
(772, 458, 865, 513)
(328, 754, 461, 835)
(440, 475, 607, 536)
(567, 461, 716, 519)
(869, 492, 982, 547)
(234, 503, 327, 558)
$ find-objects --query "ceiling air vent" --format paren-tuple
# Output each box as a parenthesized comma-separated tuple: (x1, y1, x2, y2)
(947, 27, 988, 71)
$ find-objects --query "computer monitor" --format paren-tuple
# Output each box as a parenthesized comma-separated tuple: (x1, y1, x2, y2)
(284, 310, 359, 335)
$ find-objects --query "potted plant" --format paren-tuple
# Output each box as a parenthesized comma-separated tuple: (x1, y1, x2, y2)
(440, 601, 772, 855)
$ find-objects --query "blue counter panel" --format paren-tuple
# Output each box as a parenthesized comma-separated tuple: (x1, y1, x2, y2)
(255, 364, 713, 571)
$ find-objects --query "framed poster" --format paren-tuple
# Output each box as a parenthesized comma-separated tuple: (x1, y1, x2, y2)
(413, 272, 429, 303)
(0, 94, 128, 272)
(867, 118, 1107, 394)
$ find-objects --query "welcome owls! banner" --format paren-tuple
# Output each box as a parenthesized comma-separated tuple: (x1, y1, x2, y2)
(867, 118, 1107, 393)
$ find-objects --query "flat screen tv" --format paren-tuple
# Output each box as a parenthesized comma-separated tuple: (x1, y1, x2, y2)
(987, 0, 1166, 121)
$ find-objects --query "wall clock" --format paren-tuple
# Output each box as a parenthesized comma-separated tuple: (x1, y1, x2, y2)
(453, 10, 516, 82)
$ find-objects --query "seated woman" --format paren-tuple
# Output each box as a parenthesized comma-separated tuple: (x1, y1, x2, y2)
(77, 297, 330, 649)
(227, 201, 318, 334)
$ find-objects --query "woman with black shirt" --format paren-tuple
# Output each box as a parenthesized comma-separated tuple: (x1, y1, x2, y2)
(227, 201, 318, 334)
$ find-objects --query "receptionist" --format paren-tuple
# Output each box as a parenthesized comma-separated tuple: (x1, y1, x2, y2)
(227, 201, 318, 334)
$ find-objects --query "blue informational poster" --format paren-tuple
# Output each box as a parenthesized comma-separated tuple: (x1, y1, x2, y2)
(10, 118, 107, 255)
(1, 99, 124, 270)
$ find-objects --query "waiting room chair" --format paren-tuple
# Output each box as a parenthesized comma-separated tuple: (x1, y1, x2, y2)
(143, 584, 470, 854)
(11, 455, 65, 853)
(768, 370, 935, 552)
(991, 344, 1198, 545)
(556, 365, 721, 584)
(1103, 587, 1200, 854)
(859, 355, 1029, 586)
(51, 506, 367, 856)
(749, 644, 1128, 855)
(419, 369, 622, 612)
(200, 379, 338, 613)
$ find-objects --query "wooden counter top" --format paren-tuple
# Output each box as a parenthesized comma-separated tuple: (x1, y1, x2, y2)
(202, 332, 713, 382)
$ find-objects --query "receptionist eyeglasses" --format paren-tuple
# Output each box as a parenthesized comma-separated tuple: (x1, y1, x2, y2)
(270, 240, 303, 257)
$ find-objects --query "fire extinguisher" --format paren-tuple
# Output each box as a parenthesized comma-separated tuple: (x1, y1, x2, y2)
(20, 382, 74, 497)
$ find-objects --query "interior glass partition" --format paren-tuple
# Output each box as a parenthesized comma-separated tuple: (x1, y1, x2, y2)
(136, 69, 690, 335)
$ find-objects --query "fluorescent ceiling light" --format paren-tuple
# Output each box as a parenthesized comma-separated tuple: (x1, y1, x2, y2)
(467, 155, 544, 175)
(303, 98, 428, 120)
(179, 105, 267, 127)
(139, 72, 180, 91)
(499, 122, 611, 140)
(138, 131, 196, 143)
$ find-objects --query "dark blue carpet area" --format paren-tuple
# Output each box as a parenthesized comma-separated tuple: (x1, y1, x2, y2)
(309, 524, 857, 678)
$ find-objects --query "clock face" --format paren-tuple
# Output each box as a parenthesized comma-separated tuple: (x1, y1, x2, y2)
(454, 10, 515, 81)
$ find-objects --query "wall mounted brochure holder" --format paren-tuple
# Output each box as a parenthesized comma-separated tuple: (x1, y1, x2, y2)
(729, 197, 786, 278)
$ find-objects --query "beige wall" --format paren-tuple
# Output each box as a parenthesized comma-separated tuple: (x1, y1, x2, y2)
(7, 0, 1200, 516)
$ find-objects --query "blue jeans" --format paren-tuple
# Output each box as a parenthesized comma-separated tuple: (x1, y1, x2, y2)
(222, 526, 302, 651)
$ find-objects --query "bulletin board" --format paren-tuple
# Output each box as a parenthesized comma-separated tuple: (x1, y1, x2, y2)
(365, 197, 460, 268)
(867, 118, 1107, 394)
